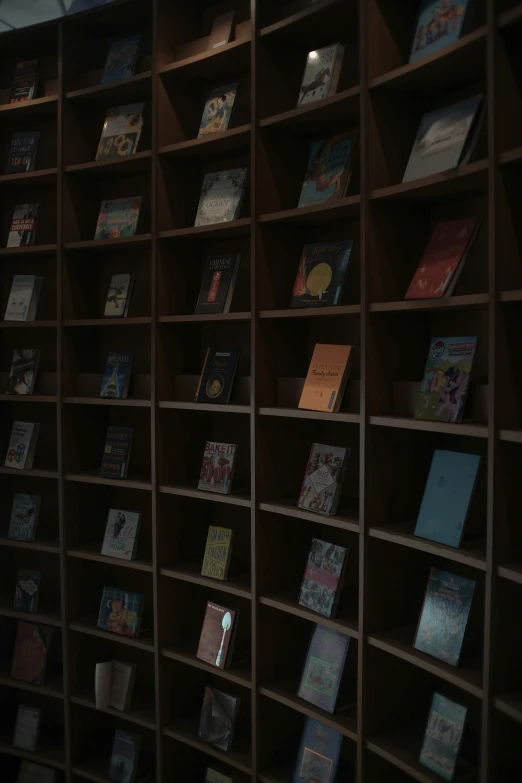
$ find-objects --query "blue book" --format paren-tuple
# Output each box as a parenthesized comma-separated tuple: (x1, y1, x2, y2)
(414, 568, 475, 666)
(414, 450, 480, 548)
(101, 36, 142, 84)
(420, 692, 468, 780)
(293, 718, 342, 783)
(97, 586, 144, 638)
(410, 0, 471, 63)
(100, 352, 133, 399)
(298, 625, 350, 714)
(298, 133, 355, 209)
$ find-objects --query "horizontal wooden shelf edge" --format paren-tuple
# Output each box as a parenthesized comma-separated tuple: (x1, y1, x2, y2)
(260, 684, 357, 741)
(68, 619, 154, 651)
(162, 722, 252, 774)
(368, 524, 487, 570)
(70, 694, 156, 730)
(369, 415, 488, 437)
(65, 71, 152, 99)
(159, 37, 251, 76)
(162, 647, 252, 688)
(159, 484, 251, 506)
(259, 407, 360, 423)
(260, 0, 339, 37)
(259, 500, 359, 532)
(259, 595, 359, 638)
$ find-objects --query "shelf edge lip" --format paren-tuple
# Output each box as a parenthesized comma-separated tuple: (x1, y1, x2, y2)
(259, 500, 359, 532)
(259, 595, 359, 639)
(157, 400, 249, 413)
(369, 415, 488, 438)
(369, 294, 489, 312)
(0, 466, 58, 479)
(65, 71, 152, 99)
(64, 317, 152, 326)
(259, 0, 340, 37)
(70, 695, 156, 730)
(0, 742, 66, 770)
(0, 320, 57, 328)
(499, 429, 522, 443)
(162, 724, 252, 775)
(64, 151, 152, 174)
(497, 563, 522, 583)
(67, 547, 154, 572)
(0, 95, 58, 114)
(259, 87, 360, 128)
(0, 537, 60, 553)
(0, 244, 57, 257)
(68, 620, 155, 652)
(368, 525, 487, 570)
(158, 312, 251, 323)
(159, 36, 251, 75)
(259, 197, 360, 223)
(259, 305, 360, 318)
(160, 565, 252, 599)
(259, 407, 360, 423)
(63, 397, 151, 407)
(365, 735, 437, 782)
(499, 147, 522, 166)
(64, 234, 152, 250)
(369, 159, 489, 201)
(158, 484, 251, 506)
(0, 673, 63, 699)
(159, 218, 251, 239)
(259, 685, 357, 741)
(0, 394, 57, 402)
(0, 606, 62, 627)
(0, 167, 58, 184)
(161, 647, 252, 688)
(498, 2, 522, 28)
(159, 124, 252, 155)
(64, 473, 152, 491)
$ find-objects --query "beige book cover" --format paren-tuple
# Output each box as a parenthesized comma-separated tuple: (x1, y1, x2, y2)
(298, 343, 352, 413)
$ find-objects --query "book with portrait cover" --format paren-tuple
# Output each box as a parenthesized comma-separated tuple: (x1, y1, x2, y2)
(293, 717, 343, 783)
(194, 168, 248, 226)
(405, 218, 480, 299)
(101, 509, 141, 561)
(290, 241, 353, 308)
(100, 352, 133, 399)
(7, 349, 40, 395)
(11, 60, 39, 103)
(13, 704, 41, 751)
(11, 621, 53, 684)
(100, 426, 134, 480)
(206, 768, 233, 783)
(197, 601, 238, 669)
(198, 442, 237, 495)
(198, 686, 241, 751)
(5, 421, 39, 470)
(17, 762, 56, 783)
(298, 133, 356, 208)
(195, 347, 241, 405)
(420, 692, 467, 780)
(6, 132, 40, 174)
(415, 336, 477, 423)
(102, 36, 142, 84)
(414, 567, 476, 666)
(410, 0, 471, 63)
(201, 525, 234, 581)
(97, 587, 144, 638)
(195, 253, 241, 314)
(298, 443, 350, 516)
(299, 343, 352, 413)
(198, 84, 238, 138)
(298, 624, 350, 713)
(7, 204, 40, 247)
(109, 727, 141, 783)
(94, 197, 142, 240)
(96, 103, 144, 161)
(297, 44, 344, 106)
(5, 275, 42, 321)
(298, 538, 348, 618)
(104, 273, 135, 317)
(14, 570, 41, 613)
(8, 494, 41, 542)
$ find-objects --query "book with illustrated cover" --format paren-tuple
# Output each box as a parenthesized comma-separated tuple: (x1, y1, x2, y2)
(11, 60, 39, 103)
(298, 538, 348, 618)
(17, 761, 56, 783)
(194, 168, 248, 226)
(298, 133, 355, 208)
(7, 204, 40, 248)
(6, 132, 40, 174)
(414, 567, 475, 666)
(415, 336, 477, 423)
(198, 686, 241, 751)
(95, 660, 136, 711)
(5, 275, 42, 321)
(8, 494, 41, 542)
(7, 349, 40, 395)
(201, 525, 234, 581)
(96, 103, 145, 161)
(11, 621, 53, 684)
(195, 347, 241, 405)
(102, 36, 142, 84)
(298, 624, 350, 713)
(195, 253, 241, 314)
(5, 421, 40, 470)
(197, 601, 238, 669)
(95, 197, 142, 240)
(100, 426, 134, 480)
(299, 343, 352, 413)
(198, 442, 237, 495)
(100, 352, 133, 399)
(298, 443, 350, 516)
(405, 218, 481, 299)
(104, 273, 135, 317)
(198, 84, 238, 138)
(14, 570, 41, 613)
(290, 241, 353, 308)
(208, 10, 235, 49)
(101, 509, 141, 561)
(420, 692, 467, 780)
(206, 768, 233, 783)
(415, 450, 481, 548)
(410, 0, 471, 63)
(109, 727, 141, 783)
(293, 717, 343, 783)
(97, 587, 144, 638)
(298, 44, 344, 106)
(13, 705, 41, 751)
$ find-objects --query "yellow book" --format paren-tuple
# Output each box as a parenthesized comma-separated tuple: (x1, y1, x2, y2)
(201, 525, 234, 581)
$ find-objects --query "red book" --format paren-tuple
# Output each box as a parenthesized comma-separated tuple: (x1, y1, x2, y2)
(197, 601, 237, 669)
(11, 621, 53, 684)
(404, 218, 480, 300)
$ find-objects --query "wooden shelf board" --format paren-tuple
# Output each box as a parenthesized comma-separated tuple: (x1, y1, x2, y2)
(495, 692, 522, 724)
(158, 400, 249, 414)
(69, 618, 155, 652)
(259, 407, 360, 424)
(369, 415, 488, 438)
(0, 739, 66, 770)
(0, 466, 58, 479)
(70, 693, 156, 730)
(64, 471, 152, 491)
(0, 168, 57, 186)
(159, 218, 251, 240)
(0, 536, 59, 554)
(65, 151, 152, 177)
(499, 2, 522, 28)
(159, 37, 251, 80)
(0, 600, 62, 627)
(64, 317, 151, 326)
(64, 234, 152, 252)
(260, 305, 360, 319)
(1, 320, 57, 329)
(0, 244, 57, 258)
(260, 683, 357, 741)
(259, 771, 290, 783)
(499, 429, 522, 443)
(160, 562, 252, 599)
(260, 87, 360, 131)
(63, 396, 151, 408)
(369, 160, 489, 203)
(66, 71, 152, 101)
(498, 563, 522, 584)
(0, 95, 58, 117)
(259, 594, 359, 638)
(159, 483, 251, 507)
(369, 294, 489, 313)
(73, 760, 114, 783)
(159, 125, 251, 158)
(163, 720, 252, 774)
(67, 543, 153, 572)
(500, 289, 522, 303)
(0, 393, 57, 403)
(259, 499, 359, 533)
(0, 667, 63, 699)
(499, 146, 522, 166)
(260, 197, 360, 225)
(162, 646, 252, 689)
(260, 0, 341, 39)
(158, 312, 251, 323)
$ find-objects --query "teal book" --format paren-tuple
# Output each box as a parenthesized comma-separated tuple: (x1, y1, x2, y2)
(420, 692, 467, 780)
(293, 717, 343, 783)
(414, 450, 481, 548)
(297, 624, 350, 713)
(298, 133, 355, 208)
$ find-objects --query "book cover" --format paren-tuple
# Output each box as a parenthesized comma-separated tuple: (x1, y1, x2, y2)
(415, 336, 477, 423)
(102, 36, 142, 84)
(420, 692, 467, 780)
(298, 444, 350, 517)
(195, 346, 241, 405)
(5, 421, 39, 470)
(197, 601, 237, 669)
(96, 103, 145, 161)
(415, 450, 481, 548)
(410, 0, 471, 63)
(7, 204, 40, 248)
(414, 567, 476, 666)
(101, 509, 141, 561)
(298, 624, 350, 713)
(198, 442, 237, 495)
(109, 728, 142, 783)
(206, 768, 234, 783)
(17, 761, 56, 783)
(208, 10, 235, 49)
(97, 587, 144, 638)
(7, 349, 41, 395)
(298, 134, 355, 208)
(94, 197, 142, 240)
(104, 273, 135, 317)
(198, 84, 238, 137)
(195, 253, 241, 314)
(10, 60, 39, 103)
(201, 525, 234, 581)
(298, 44, 344, 106)
(194, 168, 248, 226)
(14, 570, 41, 613)
(11, 621, 53, 684)
(100, 352, 133, 399)
(13, 705, 41, 751)
(5, 275, 41, 321)
(298, 538, 348, 618)
(293, 717, 343, 783)
(8, 494, 41, 542)
(299, 344, 352, 413)
(290, 241, 353, 308)
(109, 660, 136, 711)
(100, 426, 134, 480)
(405, 218, 480, 299)
(198, 686, 241, 751)
(6, 132, 40, 174)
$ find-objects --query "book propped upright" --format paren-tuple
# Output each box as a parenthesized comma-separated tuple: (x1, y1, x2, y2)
(420, 692, 468, 780)
(298, 44, 344, 106)
(299, 343, 352, 413)
(208, 10, 235, 49)
(293, 717, 343, 783)
(198, 84, 238, 138)
(298, 443, 350, 516)
(5, 276, 42, 321)
(8, 494, 41, 542)
(410, 0, 472, 64)
(100, 426, 134, 480)
(198, 442, 237, 495)
(298, 133, 356, 208)
(7, 205, 40, 248)
(6, 132, 40, 174)
(198, 686, 241, 751)
(415, 336, 477, 423)
(102, 36, 142, 83)
(194, 168, 248, 226)
(195, 253, 241, 314)
(7, 349, 40, 395)
(197, 601, 238, 669)
(195, 346, 241, 404)
(109, 728, 141, 782)
(100, 352, 133, 399)
(95, 660, 136, 711)
(11, 60, 39, 103)
(95, 198, 142, 240)
(201, 525, 234, 581)
(13, 705, 41, 751)
(96, 103, 145, 161)
(298, 624, 350, 713)
(101, 509, 141, 561)
(14, 570, 41, 613)
(5, 421, 40, 470)
(11, 621, 53, 684)
(290, 241, 353, 308)
(104, 273, 135, 317)
(97, 587, 144, 638)
(298, 538, 348, 618)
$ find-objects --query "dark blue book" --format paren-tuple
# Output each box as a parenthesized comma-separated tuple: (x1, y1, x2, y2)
(290, 242, 353, 309)
(100, 426, 134, 480)
(298, 624, 350, 714)
(414, 568, 475, 667)
(420, 692, 467, 780)
(293, 717, 342, 783)
(414, 450, 481, 548)
(101, 36, 142, 84)
(100, 352, 133, 399)
(13, 569, 41, 613)
(97, 586, 144, 638)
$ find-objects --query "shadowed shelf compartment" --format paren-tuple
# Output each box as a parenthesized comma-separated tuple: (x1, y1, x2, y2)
(163, 720, 252, 775)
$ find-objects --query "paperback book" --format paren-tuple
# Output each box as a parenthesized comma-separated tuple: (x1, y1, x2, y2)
(195, 253, 241, 314)
(13, 570, 41, 613)
(290, 241, 353, 308)
(96, 103, 145, 161)
(8, 494, 41, 542)
(11, 60, 39, 103)
(198, 84, 238, 138)
(298, 43, 344, 106)
(100, 352, 133, 399)
(109, 728, 141, 783)
(410, 0, 471, 63)
(198, 441, 237, 495)
(194, 168, 248, 226)
(293, 717, 343, 783)
(298, 538, 348, 618)
(101, 509, 141, 561)
(7, 204, 40, 248)
(298, 133, 355, 208)
(95, 197, 142, 240)
(95, 660, 136, 711)
(4, 275, 42, 321)
(415, 336, 477, 423)
(198, 686, 241, 751)
(420, 692, 467, 780)
(298, 443, 350, 516)
(5, 421, 40, 470)
(13, 705, 41, 751)
(17, 761, 56, 783)
(298, 343, 352, 413)
(97, 587, 144, 638)
(11, 621, 53, 684)
(6, 132, 40, 174)
(201, 525, 234, 581)
(7, 349, 40, 395)
(102, 36, 142, 83)
(197, 601, 238, 669)
(208, 10, 235, 49)
(100, 426, 134, 480)
(104, 273, 135, 317)
(298, 624, 350, 713)
(195, 346, 241, 404)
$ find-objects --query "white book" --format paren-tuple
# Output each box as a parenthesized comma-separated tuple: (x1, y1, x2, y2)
(13, 705, 41, 751)
(4, 275, 42, 322)
(17, 762, 56, 783)
(298, 43, 344, 107)
(8, 493, 41, 541)
(96, 660, 136, 711)
(194, 168, 248, 227)
(5, 421, 39, 470)
(101, 509, 141, 560)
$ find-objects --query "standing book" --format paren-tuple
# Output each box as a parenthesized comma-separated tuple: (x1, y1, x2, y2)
(8, 494, 41, 542)
(7, 204, 40, 248)
(95, 197, 142, 240)
(11, 60, 39, 103)
(14, 570, 41, 613)
(298, 624, 350, 713)
(198, 84, 238, 138)
(194, 168, 248, 226)
(299, 343, 352, 413)
(100, 426, 134, 480)
(420, 692, 468, 781)
(198, 441, 237, 495)
(298, 44, 344, 106)
(410, 0, 471, 63)
(197, 601, 238, 669)
(17, 761, 56, 783)
(415, 336, 477, 423)
(195, 346, 241, 404)
(95, 660, 136, 711)
(290, 241, 353, 308)
(298, 443, 350, 516)
(195, 253, 241, 314)
(198, 686, 241, 751)
(96, 103, 145, 161)
(97, 587, 144, 638)
(298, 133, 356, 208)
(11, 621, 53, 684)
(293, 717, 343, 783)
(4, 276, 42, 321)
(208, 10, 235, 49)
(104, 273, 135, 317)
(298, 538, 348, 618)
(201, 525, 234, 581)
(13, 705, 41, 751)
(5, 421, 40, 470)
(109, 728, 141, 783)
(6, 132, 40, 174)
(7, 349, 41, 395)
(101, 509, 141, 561)
(102, 36, 142, 83)
(100, 352, 133, 399)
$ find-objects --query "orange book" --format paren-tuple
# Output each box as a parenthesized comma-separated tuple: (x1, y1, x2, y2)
(298, 344, 352, 413)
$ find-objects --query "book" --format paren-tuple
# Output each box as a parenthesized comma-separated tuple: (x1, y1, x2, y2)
(298, 44, 344, 106)
(298, 133, 355, 208)
(10, 60, 39, 103)
(298, 444, 350, 516)
(198, 84, 238, 138)
(208, 10, 235, 49)
(109, 728, 142, 783)
(4, 275, 42, 321)
(290, 241, 353, 308)
(95, 660, 136, 711)
(410, 0, 471, 63)
(7, 204, 40, 248)
(17, 761, 56, 783)
(94, 197, 142, 240)
(13, 705, 41, 751)
(96, 103, 145, 161)
(97, 587, 144, 638)
(415, 450, 481, 548)
(11, 621, 53, 684)
(6, 132, 40, 174)
(195, 253, 241, 314)
(298, 538, 348, 618)
(206, 769, 233, 783)
(104, 273, 135, 317)
(293, 717, 343, 783)
(415, 336, 477, 423)
(5, 421, 40, 470)
(102, 36, 142, 84)
(414, 567, 476, 666)
(100, 426, 134, 480)
(14, 570, 41, 613)
(194, 168, 248, 226)
(201, 525, 234, 581)
(198, 442, 237, 495)
(403, 95, 483, 182)
(298, 343, 352, 413)
(197, 601, 238, 669)
(8, 494, 41, 542)
(195, 347, 241, 405)
(100, 352, 133, 399)
(298, 624, 350, 713)
(198, 686, 241, 751)
(7, 349, 41, 395)
(101, 509, 141, 560)
(420, 692, 467, 780)
(405, 218, 481, 299)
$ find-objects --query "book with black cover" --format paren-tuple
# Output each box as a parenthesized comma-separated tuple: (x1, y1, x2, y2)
(100, 426, 134, 480)
(195, 347, 241, 404)
(8, 494, 41, 542)
(297, 624, 350, 713)
(195, 253, 241, 314)
(7, 349, 40, 395)
(100, 352, 133, 399)
(290, 241, 353, 308)
(198, 686, 241, 751)
(293, 717, 343, 783)
(10, 60, 39, 103)
(6, 132, 40, 174)
(14, 570, 41, 613)
(7, 205, 40, 248)
(109, 727, 141, 783)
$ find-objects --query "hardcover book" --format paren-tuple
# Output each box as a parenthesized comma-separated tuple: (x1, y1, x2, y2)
(95, 660, 136, 711)
(8, 494, 41, 542)
(405, 218, 480, 299)
(11, 621, 53, 684)
(201, 525, 234, 581)
(95, 197, 142, 240)
(298, 624, 350, 713)
(102, 36, 142, 84)
(11, 60, 39, 103)
(194, 168, 248, 226)
(197, 601, 238, 669)
(101, 509, 141, 561)
(100, 352, 133, 399)
(5, 275, 42, 321)
(109, 728, 142, 783)
(298, 133, 355, 208)
(104, 273, 135, 317)
(198, 84, 238, 137)
(298, 538, 348, 618)
(298, 44, 344, 106)
(97, 587, 144, 638)
(414, 567, 476, 666)
(410, 0, 471, 63)
(298, 343, 352, 413)
(298, 443, 350, 517)
(195, 346, 241, 405)
(7, 349, 41, 395)
(17, 761, 56, 783)
(293, 717, 343, 783)
(198, 442, 237, 495)
(415, 336, 477, 423)
(100, 426, 134, 480)
(5, 421, 40, 470)
(13, 705, 41, 751)
(7, 204, 40, 247)
(6, 132, 40, 174)
(96, 103, 145, 161)
(290, 241, 353, 308)
(415, 450, 481, 548)
(198, 686, 241, 751)
(195, 253, 241, 314)
(420, 692, 467, 780)
(206, 768, 233, 783)
(14, 570, 41, 613)
(208, 10, 235, 49)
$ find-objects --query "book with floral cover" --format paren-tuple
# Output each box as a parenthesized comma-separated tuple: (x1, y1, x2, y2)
(298, 538, 348, 618)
